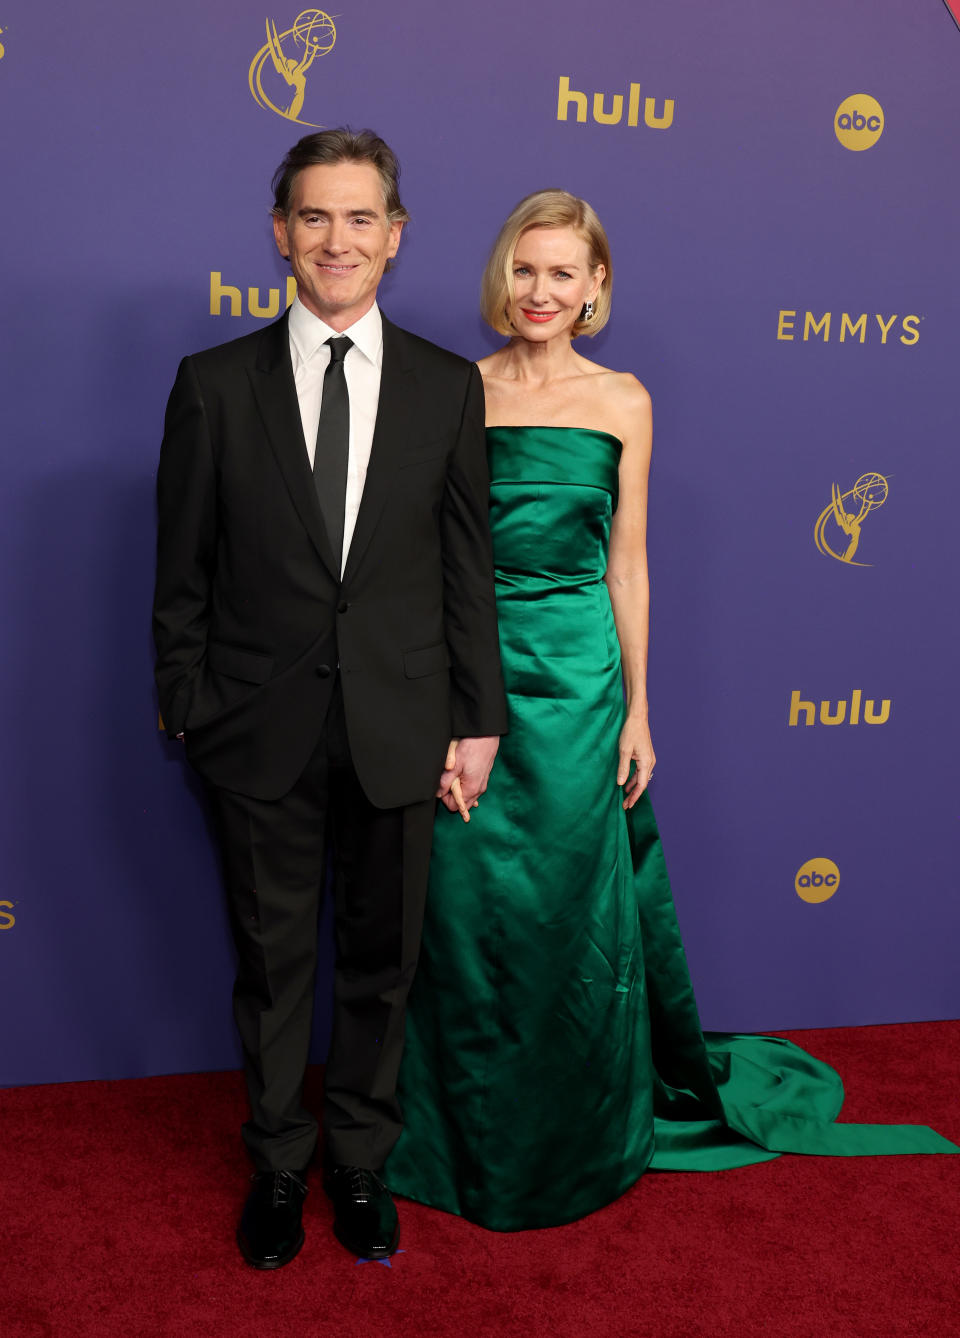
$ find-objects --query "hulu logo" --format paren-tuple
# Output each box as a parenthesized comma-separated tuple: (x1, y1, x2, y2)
(788, 691, 891, 727)
(556, 76, 675, 130)
(210, 272, 297, 318)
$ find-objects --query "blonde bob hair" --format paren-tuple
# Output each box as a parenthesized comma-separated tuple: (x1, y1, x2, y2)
(480, 189, 613, 339)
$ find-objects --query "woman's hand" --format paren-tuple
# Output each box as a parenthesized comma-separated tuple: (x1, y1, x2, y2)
(617, 715, 656, 809)
(438, 739, 473, 822)
(437, 736, 501, 822)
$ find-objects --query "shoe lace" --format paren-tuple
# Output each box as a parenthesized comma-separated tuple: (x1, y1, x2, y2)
(253, 1169, 307, 1208)
(347, 1167, 382, 1202)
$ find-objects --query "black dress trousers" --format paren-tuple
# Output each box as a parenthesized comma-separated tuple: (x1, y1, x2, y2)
(208, 679, 436, 1172)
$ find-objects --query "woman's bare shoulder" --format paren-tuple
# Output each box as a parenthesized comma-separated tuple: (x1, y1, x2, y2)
(606, 370, 652, 413)
(603, 373, 652, 459)
(575, 357, 650, 399)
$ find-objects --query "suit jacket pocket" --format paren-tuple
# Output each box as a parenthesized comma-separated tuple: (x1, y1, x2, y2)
(403, 642, 451, 679)
(207, 641, 275, 684)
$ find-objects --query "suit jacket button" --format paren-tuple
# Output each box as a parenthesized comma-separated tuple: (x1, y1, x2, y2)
(337, 600, 349, 614)
(317, 664, 331, 678)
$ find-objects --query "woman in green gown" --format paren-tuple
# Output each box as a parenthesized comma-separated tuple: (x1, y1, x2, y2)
(385, 191, 956, 1232)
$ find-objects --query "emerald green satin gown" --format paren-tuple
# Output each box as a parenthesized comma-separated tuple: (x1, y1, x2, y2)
(386, 426, 956, 1232)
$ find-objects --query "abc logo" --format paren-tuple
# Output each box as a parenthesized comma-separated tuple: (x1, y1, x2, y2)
(795, 858, 840, 904)
(834, 95, 884, 151)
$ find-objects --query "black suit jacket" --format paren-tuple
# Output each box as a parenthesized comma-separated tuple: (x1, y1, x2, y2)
(153, 310, 507, 806)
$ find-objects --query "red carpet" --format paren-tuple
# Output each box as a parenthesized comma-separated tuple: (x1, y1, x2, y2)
(2, 1022, 958, 1338)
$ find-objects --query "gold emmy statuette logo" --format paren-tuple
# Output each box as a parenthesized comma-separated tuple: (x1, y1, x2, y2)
(814, 472, 888, 566)
(249, 10, 337, 127)
(0, 901, 16, 930)
(795, 859, 839, 904)
(834, 94, 884, 151)
(0, 27, 6, 60)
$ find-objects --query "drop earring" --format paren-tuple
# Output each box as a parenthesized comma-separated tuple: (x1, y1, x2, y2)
(582, 300, 595, 322)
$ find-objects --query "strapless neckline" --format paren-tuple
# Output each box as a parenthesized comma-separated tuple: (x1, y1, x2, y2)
(486, 424, 624, 451)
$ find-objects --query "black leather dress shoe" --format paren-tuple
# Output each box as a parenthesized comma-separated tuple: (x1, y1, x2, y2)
(324, 1164, 399, 1259)
(237, 1169, 308, 1270)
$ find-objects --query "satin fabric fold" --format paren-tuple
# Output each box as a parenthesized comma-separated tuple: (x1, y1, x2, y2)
(386, 426, 956, 1232)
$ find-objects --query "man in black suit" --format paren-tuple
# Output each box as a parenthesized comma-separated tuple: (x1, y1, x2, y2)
(153, 129, 506, 1267)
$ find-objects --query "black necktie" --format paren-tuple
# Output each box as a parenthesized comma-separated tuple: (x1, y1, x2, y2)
(314, 335, 353, 566)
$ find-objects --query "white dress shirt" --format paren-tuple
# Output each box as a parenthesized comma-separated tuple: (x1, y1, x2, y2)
(287, 296, 383, 575)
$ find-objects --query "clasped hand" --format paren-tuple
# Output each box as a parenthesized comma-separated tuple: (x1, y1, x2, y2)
(437, 736, 500, 822)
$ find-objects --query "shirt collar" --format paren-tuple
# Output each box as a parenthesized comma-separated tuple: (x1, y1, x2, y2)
(288, 297, 383, 370)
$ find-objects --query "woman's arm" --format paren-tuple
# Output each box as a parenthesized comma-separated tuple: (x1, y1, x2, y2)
(604, 377, 655, 808)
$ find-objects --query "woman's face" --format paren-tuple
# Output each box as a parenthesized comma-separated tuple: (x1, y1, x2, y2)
(507, 226, 604, 343)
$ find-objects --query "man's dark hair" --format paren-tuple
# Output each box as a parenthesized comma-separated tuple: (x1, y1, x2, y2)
(271, 127, 410, 223)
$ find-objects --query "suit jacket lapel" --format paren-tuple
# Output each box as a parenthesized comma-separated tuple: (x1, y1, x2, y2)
(341, 315, 419, 586)
(248, 312, 341, 580)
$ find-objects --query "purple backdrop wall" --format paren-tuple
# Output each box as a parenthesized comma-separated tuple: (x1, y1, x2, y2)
(2, 0, 958, 1086)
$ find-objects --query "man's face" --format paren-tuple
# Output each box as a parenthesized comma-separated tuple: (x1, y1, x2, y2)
(273, 161, 404, 330)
